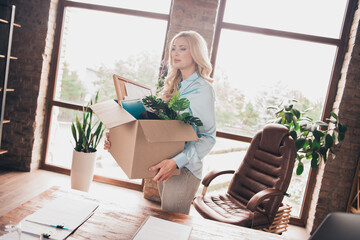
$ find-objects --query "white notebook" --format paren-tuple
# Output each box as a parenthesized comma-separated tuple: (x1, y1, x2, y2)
(20, 197, 98, 240)
(132, 216, 192, 240)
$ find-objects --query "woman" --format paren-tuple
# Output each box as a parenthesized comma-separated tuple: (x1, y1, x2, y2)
(105, 30, 216, 215)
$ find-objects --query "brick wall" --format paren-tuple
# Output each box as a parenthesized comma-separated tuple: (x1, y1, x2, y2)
(143, 0, 220, 202)
(0, 0, 58, 171)
(307, 1, 360, 233)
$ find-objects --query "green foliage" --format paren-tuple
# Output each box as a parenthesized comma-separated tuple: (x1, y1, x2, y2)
(60, 62, 87, 103)
(142, 92, 203, 127)
(268, 99, 347, 175)
(155, 59, 168, 94)
(71, 92, 105, 153)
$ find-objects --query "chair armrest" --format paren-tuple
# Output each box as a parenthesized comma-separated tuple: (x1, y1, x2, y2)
(202, 170, 235, 186)
(201, 170, 235, 196)
(246, 188, 285, 212)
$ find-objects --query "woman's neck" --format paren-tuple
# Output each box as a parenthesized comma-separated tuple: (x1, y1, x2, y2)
(180, 65, 196, 81)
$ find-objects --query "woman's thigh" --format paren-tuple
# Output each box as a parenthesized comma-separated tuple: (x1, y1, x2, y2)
(158, 168, 200, 214)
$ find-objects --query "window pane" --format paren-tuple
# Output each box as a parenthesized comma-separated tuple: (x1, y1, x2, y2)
(55, 7, 168, 104)
(214, 29, 337, 217)
(68, 0, 171, 14)
(46, 106, 141, 184)
(224, 0, 347, 38)
(283, 160, 311, 216)
(214, 29, 337, 137)
(197, 138, 250, 195)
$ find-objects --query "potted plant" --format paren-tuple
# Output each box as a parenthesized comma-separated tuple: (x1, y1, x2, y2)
(268, 99, 347, 175)
(70, 92, 105, 192)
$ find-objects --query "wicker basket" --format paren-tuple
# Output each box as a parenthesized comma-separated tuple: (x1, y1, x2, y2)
(261, 203, 292, 235)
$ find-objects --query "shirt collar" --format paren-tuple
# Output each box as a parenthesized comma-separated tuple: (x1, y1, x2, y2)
(178, 71, 199, 90)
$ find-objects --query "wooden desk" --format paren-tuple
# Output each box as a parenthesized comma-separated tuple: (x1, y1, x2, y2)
(0, 186, 292, 240)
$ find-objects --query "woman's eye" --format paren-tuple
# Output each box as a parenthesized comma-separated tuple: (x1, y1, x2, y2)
(181, 48, 186, 51)
(171, 47, 175, 51)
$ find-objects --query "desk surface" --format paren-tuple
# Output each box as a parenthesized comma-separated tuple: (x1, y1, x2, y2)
(0, 186, 293, 240)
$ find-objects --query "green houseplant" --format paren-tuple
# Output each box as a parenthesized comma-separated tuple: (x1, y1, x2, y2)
(268, 99, 347, 175)
(71, 92, 105, 153)
(70, 92, 105, 192)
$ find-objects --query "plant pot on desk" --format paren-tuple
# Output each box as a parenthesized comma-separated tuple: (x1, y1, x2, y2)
(71, 150, 96, 192)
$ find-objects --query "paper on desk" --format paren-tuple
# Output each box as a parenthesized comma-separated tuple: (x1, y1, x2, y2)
(132, 216, 192, 240)
(23, 197, 98, 230)
(20, 196, 98, 239)
(124, 82, 151, 100)
(20, 220, 71, 240)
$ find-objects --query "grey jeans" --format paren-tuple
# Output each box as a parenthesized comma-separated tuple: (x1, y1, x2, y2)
(158, 167, 201, 215)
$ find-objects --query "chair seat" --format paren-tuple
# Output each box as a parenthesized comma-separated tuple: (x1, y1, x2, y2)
(193, 193, 270, 228)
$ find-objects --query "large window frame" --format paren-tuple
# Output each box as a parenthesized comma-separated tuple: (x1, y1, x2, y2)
(211, 0, 356, 226)
(41, 0, 171, 191)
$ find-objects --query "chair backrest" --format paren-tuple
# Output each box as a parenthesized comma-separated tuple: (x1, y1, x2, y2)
(227, 124, 295, 221)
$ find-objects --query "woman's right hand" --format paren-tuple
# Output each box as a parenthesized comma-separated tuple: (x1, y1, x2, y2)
(104, 132, 111, 151)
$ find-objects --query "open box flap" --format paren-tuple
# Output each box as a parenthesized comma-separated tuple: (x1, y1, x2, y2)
(90, 100, 136, 129)
(139, 120, 199, 143)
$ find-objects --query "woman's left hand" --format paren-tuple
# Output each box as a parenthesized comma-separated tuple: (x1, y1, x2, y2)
(149, 159, 177, 182)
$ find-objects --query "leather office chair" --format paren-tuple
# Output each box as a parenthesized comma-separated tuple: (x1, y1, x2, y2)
(193, 124, 296, 229)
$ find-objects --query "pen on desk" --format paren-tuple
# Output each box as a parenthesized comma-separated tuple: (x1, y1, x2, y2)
(25, 220, 71, 231)
(50, 224, 69, 230)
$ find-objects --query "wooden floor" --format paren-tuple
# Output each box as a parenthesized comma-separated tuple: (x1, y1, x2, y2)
(0, 169, 310, 239)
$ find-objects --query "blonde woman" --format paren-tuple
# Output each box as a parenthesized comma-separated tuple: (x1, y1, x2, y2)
(104, 30, 216, 215)
(148, 30, 216, 214)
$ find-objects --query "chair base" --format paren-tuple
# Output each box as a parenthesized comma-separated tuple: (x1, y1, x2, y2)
(261, 203, 292, 235)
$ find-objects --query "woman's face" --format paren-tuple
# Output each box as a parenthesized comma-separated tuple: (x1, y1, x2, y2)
(171, 37, 195, 72)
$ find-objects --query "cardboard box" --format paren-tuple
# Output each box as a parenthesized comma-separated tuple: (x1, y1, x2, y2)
(90, 75, 198, 179)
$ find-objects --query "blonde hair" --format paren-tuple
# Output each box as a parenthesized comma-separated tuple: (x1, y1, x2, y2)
(160, 30, 213, 102)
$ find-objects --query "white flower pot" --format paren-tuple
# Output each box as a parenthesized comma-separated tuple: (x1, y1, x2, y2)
(70, 150, 97, 192)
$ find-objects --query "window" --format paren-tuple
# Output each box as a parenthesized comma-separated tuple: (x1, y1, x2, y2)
(211, 0, 351, 225)
(43, 0, 171, 188)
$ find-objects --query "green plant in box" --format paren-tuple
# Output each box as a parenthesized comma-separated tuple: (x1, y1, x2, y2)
(71, 92, 105, 153)
(142, 92, 203, 127)
(268, 99, 347, 175)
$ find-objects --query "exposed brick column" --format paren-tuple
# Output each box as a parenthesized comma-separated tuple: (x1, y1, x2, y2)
(143, 0, 220, 202)
(307, 1, 360, 233)
(0, 0, 59, 171)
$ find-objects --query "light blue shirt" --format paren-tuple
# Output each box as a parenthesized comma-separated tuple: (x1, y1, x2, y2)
(173, 71, 216, 179)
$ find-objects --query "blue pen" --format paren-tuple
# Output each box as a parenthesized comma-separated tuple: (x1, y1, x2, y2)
(50, 224, 69, 230)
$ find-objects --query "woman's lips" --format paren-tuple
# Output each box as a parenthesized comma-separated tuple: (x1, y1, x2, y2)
(174, 59, 180, 63)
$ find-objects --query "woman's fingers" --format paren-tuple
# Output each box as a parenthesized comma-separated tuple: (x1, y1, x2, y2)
(104, 132, 111, 150)
(150, 159, 177, 182)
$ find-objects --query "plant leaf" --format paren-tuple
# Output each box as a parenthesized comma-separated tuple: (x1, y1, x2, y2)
(311, 139, 320, 151)
(325, 134, 334, 148)
(338, 132, 346, 141)
(289, 130, 297, 140)
(338, 123, 347, 133)
(292, 108, 301, 119)
(320, 146, 328, 163)
(330, 112, 338, 120)
(295, 138, 306, 150)
(311, 152, 319, 169)
(296, 161, 304, 175)
(285, 111, 293, 123)
(313, 130, 324, 142)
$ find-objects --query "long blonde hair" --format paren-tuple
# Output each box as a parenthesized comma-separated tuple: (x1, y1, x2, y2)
(160, 31, 213, 102)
